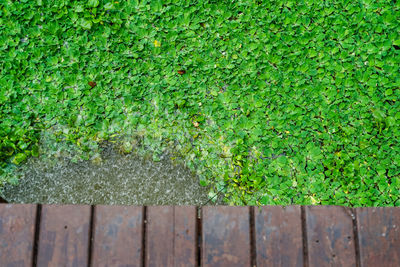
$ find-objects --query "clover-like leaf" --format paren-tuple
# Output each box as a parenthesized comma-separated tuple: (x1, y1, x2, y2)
(88, 0, 99, 8)
(80, 19, 92, 30)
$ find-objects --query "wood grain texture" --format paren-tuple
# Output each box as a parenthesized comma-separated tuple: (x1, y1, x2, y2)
(145, 206, 197, 267)
(202, 206, 251, 267)
(173, 206, 197, 267)
(357, 207, 400, 267)
(0, 204, 37, 267)
(305, 206, 356, 267)
(2, 204, 399, 267)
(146, 206, 174, 267)
(92, 205, 143, 267)
(255, 206, 303, 267)
(37, 205, 91, 267)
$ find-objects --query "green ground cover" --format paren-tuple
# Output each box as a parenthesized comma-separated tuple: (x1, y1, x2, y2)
(1, 0, 400, 205)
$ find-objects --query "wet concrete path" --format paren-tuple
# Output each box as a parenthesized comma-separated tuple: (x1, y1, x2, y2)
(2, 145, 216, 205)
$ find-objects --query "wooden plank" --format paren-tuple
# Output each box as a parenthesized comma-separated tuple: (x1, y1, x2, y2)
(0, 204, 37, 266)
(173, 206, 197, 267)
(305, 206, 356, 267)
(146, 206, 174, 267)
(146, 206, 197, 267)
(202, 206, 251, 267)
(356, 207, 400, 267)
(92, 205, 143, 267)
(37, 205, 91, 267)
(255, 206, 303, 267)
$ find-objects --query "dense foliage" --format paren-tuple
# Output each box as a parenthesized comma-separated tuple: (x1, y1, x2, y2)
(1, 0, 399, 205)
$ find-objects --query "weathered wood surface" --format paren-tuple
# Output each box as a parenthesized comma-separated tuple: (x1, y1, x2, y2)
(146, 206, 197, 267)
(305, 206, 356, 267)
(0, 204, 399, 266)
(202, 206, 251, 267)
(173, 206, 198, 267)
(255, 206, 303, 267)
(356, 207, 400, 267)
(37, 205, 91, 267)
(0, 204, 36, 267)
(92, 205, 143, 267)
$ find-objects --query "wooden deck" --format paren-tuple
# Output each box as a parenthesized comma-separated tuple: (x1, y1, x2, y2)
(0, 205, 399, 266)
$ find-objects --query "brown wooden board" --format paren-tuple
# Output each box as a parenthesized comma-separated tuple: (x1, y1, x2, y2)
(305, 206, 356, 267)
(173, 206, 197, 267)
(146, 206, 197, 267)
(356, 207, 400, 267)
(92, 205, 143, 267)
(37, 205, 91, 267)
(255, 206, 303, 267)
(145, 206, 174, 267)
(0, 204, 37, 267)
(202, 206, 251, 267)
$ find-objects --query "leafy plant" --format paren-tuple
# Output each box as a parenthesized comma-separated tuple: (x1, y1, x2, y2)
(0, 0, 399, 206)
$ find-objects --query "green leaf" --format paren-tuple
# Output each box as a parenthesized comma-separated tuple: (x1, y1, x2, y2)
(385, 89, 393, 96)
(12, 153, 27, 165)
(80, 19, 92, 30)
(88, 0, 99, 8)
(372, 109, 385, 121)
(75, 5, 84, 12)
(199, 180, 207, 187)
(104, 2, 114, 10)
(31, 145, 39, 157)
